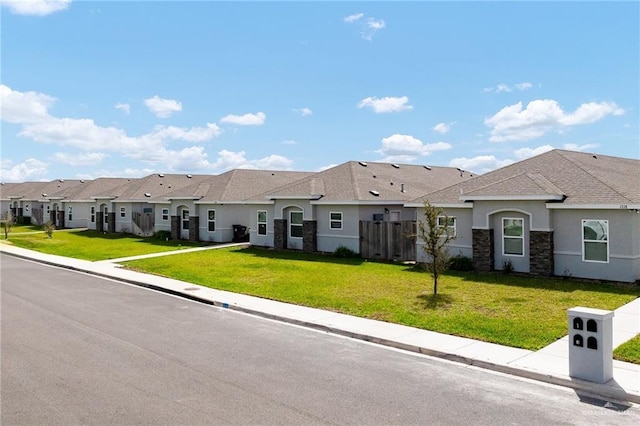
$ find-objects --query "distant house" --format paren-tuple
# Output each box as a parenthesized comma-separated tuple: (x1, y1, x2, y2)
(249, 161, 473, 260)
(408, 150, 640, 283)
(158, 169, 312, 243)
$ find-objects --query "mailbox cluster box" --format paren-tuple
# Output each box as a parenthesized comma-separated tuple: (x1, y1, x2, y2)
(567, 307, 614, 384)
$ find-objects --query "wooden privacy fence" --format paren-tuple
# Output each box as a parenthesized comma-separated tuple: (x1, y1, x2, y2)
(132, 211, 155, 236)
(359, 220, 417, 262)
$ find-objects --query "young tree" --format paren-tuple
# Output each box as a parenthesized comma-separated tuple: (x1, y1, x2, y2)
(417, 200, 456, 295)
(43, 221, 55, 239)
(1, 211, 14, 240)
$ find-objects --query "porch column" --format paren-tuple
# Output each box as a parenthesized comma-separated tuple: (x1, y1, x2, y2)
(170, 215, 179, 240)
(108, 212, 116, 233)
(303, 220, 317, 253)
(472, 228, 494, 272)
(56, 211, 65, 229)
(530, 230, 554, 276)
(274, 219, 287, 249)
(189, 216, 199, 242)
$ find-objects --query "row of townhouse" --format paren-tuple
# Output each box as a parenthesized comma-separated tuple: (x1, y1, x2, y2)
(1, 149, 639, 283)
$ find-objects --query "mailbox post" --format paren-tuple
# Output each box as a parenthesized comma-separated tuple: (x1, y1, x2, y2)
(567, 307, 614, 383)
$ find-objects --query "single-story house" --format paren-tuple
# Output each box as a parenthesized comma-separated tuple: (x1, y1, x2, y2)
(407, 149, 640, 283)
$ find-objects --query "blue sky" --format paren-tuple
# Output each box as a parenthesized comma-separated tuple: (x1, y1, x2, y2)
(1, 0, 638, 183)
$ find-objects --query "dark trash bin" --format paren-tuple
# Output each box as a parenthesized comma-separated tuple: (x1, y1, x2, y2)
(232, 224, 249, 242)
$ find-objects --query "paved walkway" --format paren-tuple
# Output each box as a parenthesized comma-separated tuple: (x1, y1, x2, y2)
(1, 242, 639, 404)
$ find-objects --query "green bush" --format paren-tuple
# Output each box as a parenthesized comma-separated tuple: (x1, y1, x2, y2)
(333, 246, 359, 258)
(153, 230, 172, 241)
(449, 254, 474, 271)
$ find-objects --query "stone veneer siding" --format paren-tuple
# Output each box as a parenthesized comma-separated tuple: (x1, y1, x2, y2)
(472, 228, 494, 272)
(274, 219, 287, 249)
(108, 212, 116, 233)
(303, 220, 317, 253)
(170, 215, 179, 240)
(529, 230, 554, 276)
(189, 216, 199, 242)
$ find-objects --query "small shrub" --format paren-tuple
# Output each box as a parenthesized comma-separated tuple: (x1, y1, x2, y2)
(43, 221, 55, 239)
(153, 230, 172, 241)
(502, 259, 514, 274)
(449, 254, 474, 271)
(333, 246, 359, 258)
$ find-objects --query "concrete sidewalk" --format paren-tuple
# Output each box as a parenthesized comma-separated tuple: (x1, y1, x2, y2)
(1, 242, 639, 404)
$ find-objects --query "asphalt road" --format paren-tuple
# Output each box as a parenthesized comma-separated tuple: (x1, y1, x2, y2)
(1, 253, 639, 425)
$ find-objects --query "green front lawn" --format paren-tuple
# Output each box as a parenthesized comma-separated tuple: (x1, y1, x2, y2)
(4, 229, 207, 261)
(123, 246, 640, 352)
(614, 335, 640, 364)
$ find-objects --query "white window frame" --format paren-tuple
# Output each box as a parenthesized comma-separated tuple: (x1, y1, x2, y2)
(68, 206, 72, 221)
(103, 206, 109, 224)
(207, 209, 216, 232)
(120, 207, 126, 218)
(437, 215, 456, 237)
(582, 219, 609, 263)
(257, 210, 267, 236)
(290, 211, 303, 239)
(162, 208, 169, 221)
(502, 217, 524, 257)
(90, 206, 95, 223)
(329, 211, 343, 230)
(46, 205, 51, 215)
(389, 210, 401, 222)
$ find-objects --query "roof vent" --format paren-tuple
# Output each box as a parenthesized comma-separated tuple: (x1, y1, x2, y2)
(423, 165, 432, 171)
(391, 164, 400, 169)
(369, 190, 380, 196)
(42, 193, 47, 197)
(592, 154, 597, 159)
(59, 179, 64, 182)
(144, 193, 151, 197)
(401, 183, 405, 193)
(187, 174, 192, 178)
(158, 173, 165, 177)
(359, 161, 368, 167)
(80, 179, 85, 183)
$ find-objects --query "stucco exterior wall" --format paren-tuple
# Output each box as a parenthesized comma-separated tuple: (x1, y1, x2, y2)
(197, 204, 251, 243)
(248, 205, 275, 247)
(416, 207, 473, 263)
(552, 208, 640, 282)
(316, 204, 360, 253)
(64, 202, 91, 228)
(472, 200, 551, 231)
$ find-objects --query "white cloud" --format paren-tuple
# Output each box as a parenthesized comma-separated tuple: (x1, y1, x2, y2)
(485, 99, 624, 142)
(343, 13, 364, 23)
(562, 143, 599, 152)
(147, 123, 221, 142)
(377, 134, 451, 162)
(433, 122, 451, 134)
(293, 107, 312, 117)
(2, 85, 223, 170)
(115, 102, 130, 115)
(448, 155, 513, 174)
(484, 82, 533, 93)
(282, 140, 297, 145)
(0, 84, 55, 123)
(220, 111, 266, 126)
(144, 95, 182, 118)
(358, 96, 412, 113)
(212, 150, 293, 171)
(344, 12, 385, 40)
(52, 152, 107, 166)
(0, 158, 49, 182)
(513, 145, 554, 160)
(0, 0, 71, 16)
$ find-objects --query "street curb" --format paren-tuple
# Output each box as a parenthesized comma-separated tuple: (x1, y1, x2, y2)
(3, 249, 638, 405)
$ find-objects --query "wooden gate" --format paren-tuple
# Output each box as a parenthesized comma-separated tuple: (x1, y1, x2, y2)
(359, 220, 416, 261)
(132, 211, 155, 236)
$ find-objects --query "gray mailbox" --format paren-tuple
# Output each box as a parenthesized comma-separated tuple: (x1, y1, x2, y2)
(567, 307, 614, 383)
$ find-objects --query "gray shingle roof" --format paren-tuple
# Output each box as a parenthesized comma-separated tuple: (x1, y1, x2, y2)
(161, 169, 313, 202)
(257, 161, 474, 203)
(413, 149, 640, 206)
